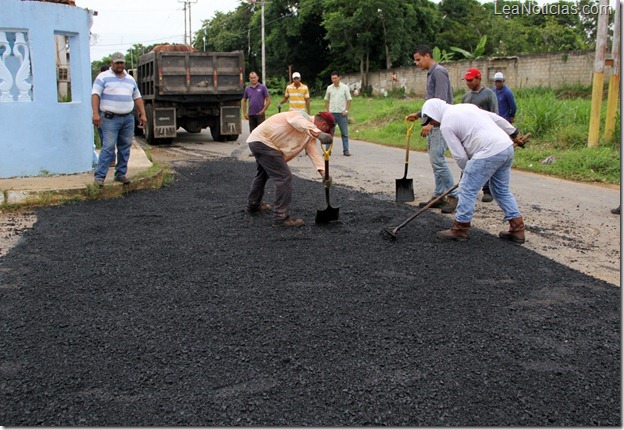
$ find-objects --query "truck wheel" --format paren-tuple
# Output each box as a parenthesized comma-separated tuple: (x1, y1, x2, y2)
(145, 104, 156, 145)
(210, 118, 227, 142)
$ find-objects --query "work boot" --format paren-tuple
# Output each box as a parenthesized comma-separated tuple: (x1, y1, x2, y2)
(114, 175, 131, 185)
(246, 202, 272, 213)
(436, 221, 471, 241)
(498, 216, 525, 244)
(94, 178, 104, 187)
(440, 196, 459, 214)
(273, 217, 305, 227)
(418, 196, 447, 209)
(482, 191, 493, 203)
(611, 205, 621, 215)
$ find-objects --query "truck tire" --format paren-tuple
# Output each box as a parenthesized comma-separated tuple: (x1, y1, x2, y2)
(145, 104, 156, 145)
(134, 119, 144, 136)
(210, 119, 227, 142)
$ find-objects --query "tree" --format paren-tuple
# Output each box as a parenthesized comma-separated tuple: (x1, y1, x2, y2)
(194, 6, 253, 53)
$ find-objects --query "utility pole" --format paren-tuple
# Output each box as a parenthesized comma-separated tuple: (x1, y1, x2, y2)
(604, 0, 620, 141)
(178, 0, 197, 46)
(588, 0, 610, 147)
(246, 0, 270, 83)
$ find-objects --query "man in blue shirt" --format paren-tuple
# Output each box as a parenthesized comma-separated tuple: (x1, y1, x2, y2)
(493, 72, 517, 124)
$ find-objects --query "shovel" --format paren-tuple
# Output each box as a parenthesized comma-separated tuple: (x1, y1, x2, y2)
(315, 141, 340, 224)
(396, 119, 415, 202)
(381, 183, 459, 241)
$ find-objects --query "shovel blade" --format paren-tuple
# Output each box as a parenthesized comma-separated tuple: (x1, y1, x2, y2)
(315, 206, 340, 224)
(395, 178, 414, 202)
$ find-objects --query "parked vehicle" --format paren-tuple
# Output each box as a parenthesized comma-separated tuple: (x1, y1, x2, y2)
(134, 44, 244, 143)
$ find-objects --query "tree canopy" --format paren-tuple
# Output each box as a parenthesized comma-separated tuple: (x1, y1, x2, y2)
(107, 0, 614, 90)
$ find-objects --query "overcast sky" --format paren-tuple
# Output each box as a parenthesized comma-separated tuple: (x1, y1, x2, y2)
(76, 0, 241, 61)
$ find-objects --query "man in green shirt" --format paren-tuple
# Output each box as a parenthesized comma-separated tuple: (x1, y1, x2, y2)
(324, 71, 353, 156)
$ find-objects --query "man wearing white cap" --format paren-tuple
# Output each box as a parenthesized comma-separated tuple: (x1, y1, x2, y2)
(493, 72, 517, 124)
(278, 72, 310, 114)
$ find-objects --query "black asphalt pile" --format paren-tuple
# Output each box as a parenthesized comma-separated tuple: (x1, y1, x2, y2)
(0, 159, 620, 426)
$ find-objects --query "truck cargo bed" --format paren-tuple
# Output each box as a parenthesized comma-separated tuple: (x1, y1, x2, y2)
(137, 51, 244, 100)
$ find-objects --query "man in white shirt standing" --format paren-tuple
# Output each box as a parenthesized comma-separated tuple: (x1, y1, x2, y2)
(420, 98, 526, 244)
(324, 71, 352, 156)
(91, 52, 146, 186)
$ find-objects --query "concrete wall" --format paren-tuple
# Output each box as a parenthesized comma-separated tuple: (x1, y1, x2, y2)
(1, 0, 94, 178)
(342, 50, 610, 98)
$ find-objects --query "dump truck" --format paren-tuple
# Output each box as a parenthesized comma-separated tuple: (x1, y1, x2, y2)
(135, 44, 244, 143)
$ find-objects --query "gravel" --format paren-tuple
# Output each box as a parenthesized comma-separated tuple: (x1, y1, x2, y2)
(0, 159, 620, 426)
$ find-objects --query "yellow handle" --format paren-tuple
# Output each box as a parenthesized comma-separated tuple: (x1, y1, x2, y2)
(321, 142, 333, 161)
(405, 118, 415, 137)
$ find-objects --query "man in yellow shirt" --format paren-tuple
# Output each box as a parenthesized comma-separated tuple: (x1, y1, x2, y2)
(278, 72, 310, 114)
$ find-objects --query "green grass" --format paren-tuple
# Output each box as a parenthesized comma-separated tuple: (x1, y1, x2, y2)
(266, 88, 620, 185)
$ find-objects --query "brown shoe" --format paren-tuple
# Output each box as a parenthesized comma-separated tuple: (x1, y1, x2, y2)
(246, 202, 272, 213)
(499, 216, 525, 244)
(273, 217, 305, 227)
(114, 176, 131, 185)
(436, 221, 471, 241)
(418, 196, 447, 209)
(440, 196, 459, 214)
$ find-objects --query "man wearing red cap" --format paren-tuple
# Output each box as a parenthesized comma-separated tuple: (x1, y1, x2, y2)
(246, 111, 335, 227)
(462, 67, 499, 203)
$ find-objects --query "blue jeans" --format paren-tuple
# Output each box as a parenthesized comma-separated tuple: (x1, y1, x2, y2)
(331, 113, 349, 153)
(427, 127, 457, 198)
(94, 114, 134, 180)
(455, 146, 521, 223)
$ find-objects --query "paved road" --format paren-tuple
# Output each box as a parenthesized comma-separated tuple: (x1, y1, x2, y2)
(143, 124, 621, 286)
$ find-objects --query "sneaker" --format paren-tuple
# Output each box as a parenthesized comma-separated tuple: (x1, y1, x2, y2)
(114, 176, 131, 185)
(418, 196, 447, 208)
(482, 192, 493, 203)
(94, 178, 104, 187)
(440, 196, 459, 214)
(246, 202, 272, 213)
(273, 217, 305, 227)
(343, 151, 351, 156)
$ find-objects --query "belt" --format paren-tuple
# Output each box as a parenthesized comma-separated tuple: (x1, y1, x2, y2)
(104, 111, 132, 117)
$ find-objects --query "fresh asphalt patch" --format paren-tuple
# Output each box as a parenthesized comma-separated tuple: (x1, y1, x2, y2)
(0, 159, 620, 426)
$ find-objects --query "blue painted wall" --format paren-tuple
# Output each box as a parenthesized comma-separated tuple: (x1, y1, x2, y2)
(1, 0, 94, 178)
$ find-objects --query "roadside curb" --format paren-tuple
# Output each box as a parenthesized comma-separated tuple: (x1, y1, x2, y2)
(0, 168, 165, 209)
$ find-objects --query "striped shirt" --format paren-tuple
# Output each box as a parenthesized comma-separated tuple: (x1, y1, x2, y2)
(92, 69, 141, 114)
(247, 111, 324, 171)
(284, 83, 310, 111)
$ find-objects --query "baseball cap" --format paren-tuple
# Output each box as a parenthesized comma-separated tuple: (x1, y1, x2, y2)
(111, 52, 125, 63)
(463, 68, 481, 80)
(493, 72, 505, 81)
(292, 72, 301, 79)
(317, 111, 335, 136)
(421, 114, 431, 126)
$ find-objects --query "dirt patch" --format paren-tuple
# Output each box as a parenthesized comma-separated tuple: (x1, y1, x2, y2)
(0, 210, 36, 263)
